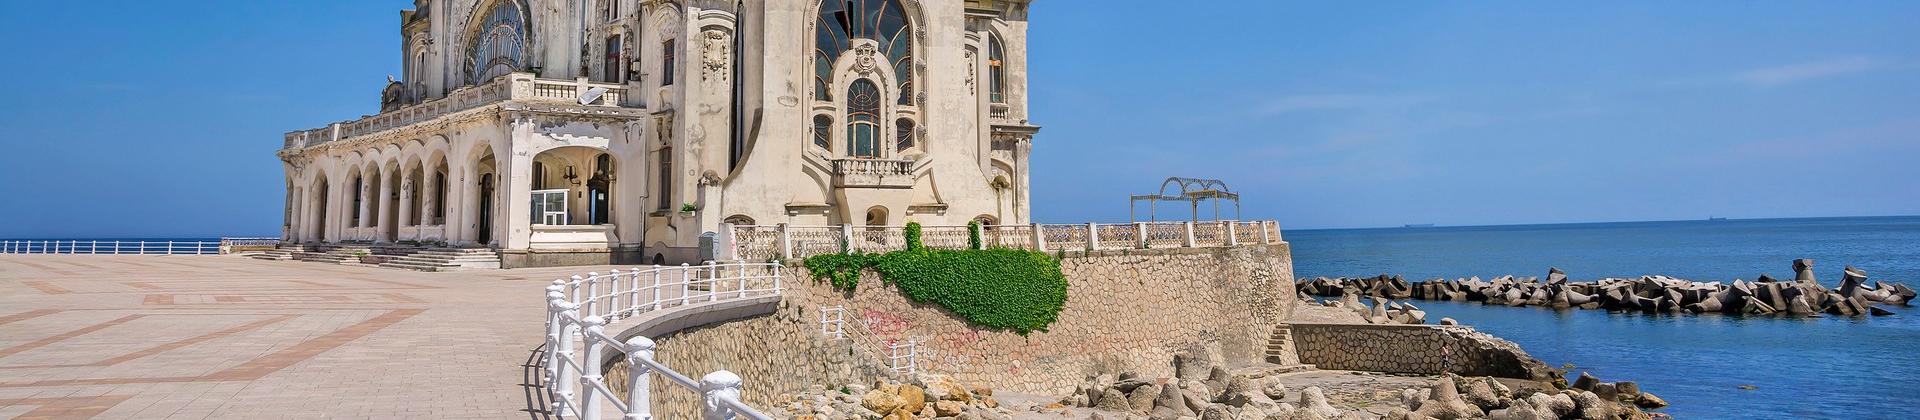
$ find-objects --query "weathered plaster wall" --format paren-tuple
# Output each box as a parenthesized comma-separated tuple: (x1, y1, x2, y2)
(1288, 323, 1556, 380)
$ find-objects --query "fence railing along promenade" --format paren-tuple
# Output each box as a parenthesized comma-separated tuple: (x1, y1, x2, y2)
(544, 261, 783, 420)
(726, 220, 1282, 261)
(0, 238, 280, 255)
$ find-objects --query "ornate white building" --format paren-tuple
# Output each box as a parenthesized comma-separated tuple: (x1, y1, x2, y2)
(278, 0, 1038, 267)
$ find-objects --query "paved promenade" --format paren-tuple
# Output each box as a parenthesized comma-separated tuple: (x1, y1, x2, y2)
(0, 254, 597, 419)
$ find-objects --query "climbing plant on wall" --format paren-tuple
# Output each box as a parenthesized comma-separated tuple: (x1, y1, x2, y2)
(804, 222, 1069, 334)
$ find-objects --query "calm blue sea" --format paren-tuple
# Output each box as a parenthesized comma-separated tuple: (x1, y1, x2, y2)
(1289, 216, 1920, 419)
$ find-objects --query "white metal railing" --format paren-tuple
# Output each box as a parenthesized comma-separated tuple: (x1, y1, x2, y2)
(0, 240, 222, 255)
(818, 306, 925, 375)
(544, 261, 782, 420)
(723, 220, 1284, 261)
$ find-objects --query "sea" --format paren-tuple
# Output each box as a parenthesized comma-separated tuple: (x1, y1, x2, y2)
(1289, 216, 1920, 419)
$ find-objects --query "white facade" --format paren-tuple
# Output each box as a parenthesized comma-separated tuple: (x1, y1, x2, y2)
(279, 0, 1038, 266)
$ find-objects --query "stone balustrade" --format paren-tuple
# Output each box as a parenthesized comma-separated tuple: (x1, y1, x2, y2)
(829, 158, 917, 188)
(284, 73, 635, 150)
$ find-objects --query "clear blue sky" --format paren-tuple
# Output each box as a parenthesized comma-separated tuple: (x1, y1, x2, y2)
(2, 1, 1916, 238)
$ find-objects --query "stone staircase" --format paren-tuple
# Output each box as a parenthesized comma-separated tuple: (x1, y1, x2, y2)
(249, 245, 306, 261)
(1263, 324, 1312, 371)
(378, 248, 502, 271)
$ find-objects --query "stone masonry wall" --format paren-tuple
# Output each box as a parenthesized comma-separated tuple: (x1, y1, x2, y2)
(640, 244, 1294, 417)
(783, 244, 1295, 394)
(1289, 323, 1555, 380)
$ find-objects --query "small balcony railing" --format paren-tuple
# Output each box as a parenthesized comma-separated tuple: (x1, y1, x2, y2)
(829, 158, 916, 188)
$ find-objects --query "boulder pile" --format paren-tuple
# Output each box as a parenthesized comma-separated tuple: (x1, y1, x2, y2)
(1393, 373, 1664, 420)
(1056, 368, 1361, 420)
(1303, 291, 1430, 324)
(772, 377, 1016, 420)
(1297, 260, 1914, 317)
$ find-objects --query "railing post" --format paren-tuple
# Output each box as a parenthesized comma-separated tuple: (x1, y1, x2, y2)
(777, 224, 792, 260)
(1085, 222, 1098, 251)
(1135, 222, 1148, 249)
(772, 263, 783, 292)
(1030, 223, 1046, 252)
(652, 265, 664, 311)
(737, 260, 750, 298)
(1183, 222, 1197, 248)
(570, 275, 587, 308)
(1259, 221, 1272, 244)
(166, 241, 174, 255)
(546, 284, 567, 384)
(704, 261, 719, 302)
(680, 264, 693, 305)
(579, 316, 608, 420)
(555, 304, 581, 413)
(1225, 222, 1239, 246)
(624, 336, 657, 420)
(91, 240, 97, 255)
(585, 272, 602, 317)
(700, 370, 744, 420)
(609, 269, 624, 315)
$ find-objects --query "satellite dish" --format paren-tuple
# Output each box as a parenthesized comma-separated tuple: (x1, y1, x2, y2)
(579, 87, 609, 105)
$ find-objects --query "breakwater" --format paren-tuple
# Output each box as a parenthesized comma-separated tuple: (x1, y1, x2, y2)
(1297, 259, 1915, 317)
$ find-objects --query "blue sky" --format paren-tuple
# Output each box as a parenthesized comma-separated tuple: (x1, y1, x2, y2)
(1, 1, 1916, 238)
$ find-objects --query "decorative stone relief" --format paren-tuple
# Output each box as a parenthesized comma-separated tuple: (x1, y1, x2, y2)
(853, 44, 880, 76)
(963, 49, 978, 95)
(701, 29, 731, 86)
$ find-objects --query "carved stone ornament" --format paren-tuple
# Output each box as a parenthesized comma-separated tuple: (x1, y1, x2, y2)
(853, 43, 880, 76)
(701, 29, 731, 82)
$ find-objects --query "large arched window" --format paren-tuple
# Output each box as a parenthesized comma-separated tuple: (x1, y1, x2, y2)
(847, 79, 882, 158)
(815, 0, 913, 103)
(464, 0, 530, 85)
(988, 33, 1006, 104)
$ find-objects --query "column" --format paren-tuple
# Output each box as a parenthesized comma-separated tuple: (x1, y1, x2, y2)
(376, 173, 397, 243)
(398, 176, 416, 236)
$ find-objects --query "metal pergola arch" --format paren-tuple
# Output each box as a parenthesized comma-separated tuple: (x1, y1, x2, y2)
(1129, 177, 1242, 222)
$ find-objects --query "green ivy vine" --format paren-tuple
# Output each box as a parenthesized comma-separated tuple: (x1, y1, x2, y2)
(803, 222, 1068, 334)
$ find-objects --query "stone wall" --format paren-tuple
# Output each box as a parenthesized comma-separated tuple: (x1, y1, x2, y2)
(1289, 322, 1556, 380)
(637, 244, 1294, 416)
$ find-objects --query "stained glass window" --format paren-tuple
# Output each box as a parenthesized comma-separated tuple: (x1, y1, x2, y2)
(662, 39, 677, 86)
(812, 115, 833, 150)
(847, 79, 881, 158)
(815, 0, 912, 102)
(895, 118, 915, 152)
(464, 0, 529, 85)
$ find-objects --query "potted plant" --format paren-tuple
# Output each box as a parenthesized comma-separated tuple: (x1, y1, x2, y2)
(679, 203, 699, 216)
(354, 250, 389, 265)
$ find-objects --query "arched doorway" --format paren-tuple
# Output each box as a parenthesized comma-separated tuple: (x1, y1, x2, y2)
(529, 146, 616, 226)
(475, 148, 498, 246)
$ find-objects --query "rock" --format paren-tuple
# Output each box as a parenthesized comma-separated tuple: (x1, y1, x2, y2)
(1438, 317, 1458, 326)
(1571, 391, 1612, 420)
(1870, 306, 1896, 316)
(1222, 376, 1267, 407)
(1614, 381, 1641, 403)
(1300, 387, 1340, 419)
(1260, 377, 1289, 400)
(1095, 388, 1131, 412)
(881, 408, 913, 420)
(1401, 388, 1427, 410)
(1794, 258, 1816, 282)
(1787, 294, 1817, 316)
(1592, 383, 1617, 402)
(1198, 404, 1232, 420)
(1636, 391, 1669, 409)
(1203, 368, 1231, 400)
(1459, 377, 1504, 410)
(1175, 343, 1218, 382)
(1566, 372, 1597, 391)
(1412, 376, 1482, 420)
(1155, 384, 1193, 417)
(897, 384, 927, 414)
(934, 400, 964, 417)
(1128, 384, 1160, 415)
(862, 390, 906, 415)
(1529, 392, 1575, 417)
(1114, 377, 1154, 394)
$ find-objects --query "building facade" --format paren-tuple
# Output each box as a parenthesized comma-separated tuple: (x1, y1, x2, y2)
(278, 0, 1039, 267)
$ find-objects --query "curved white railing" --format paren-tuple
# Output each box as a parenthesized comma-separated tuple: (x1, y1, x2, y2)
(0, 240, 221, 255)
(544, 261, 782, 420)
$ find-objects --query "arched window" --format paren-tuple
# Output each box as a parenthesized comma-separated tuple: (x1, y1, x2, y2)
(846, 79, 881, 158)
(894, 118, 915, 152)
(464, 0, 530, 85)
(988, 34, 1006, 104)
(724, 215, 755, 226)
(814, 0, 913, 102)
(812, 115, 833, 150)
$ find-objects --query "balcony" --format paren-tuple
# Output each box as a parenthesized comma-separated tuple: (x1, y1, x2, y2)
(830, 158, 916, 188)
(283, 73, 636, 150)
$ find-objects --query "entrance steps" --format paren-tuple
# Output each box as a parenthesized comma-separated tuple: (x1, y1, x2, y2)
(1261, 324, 1314, 372)
(249, 246, 306, 261)
(378, 248, 502, 272)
